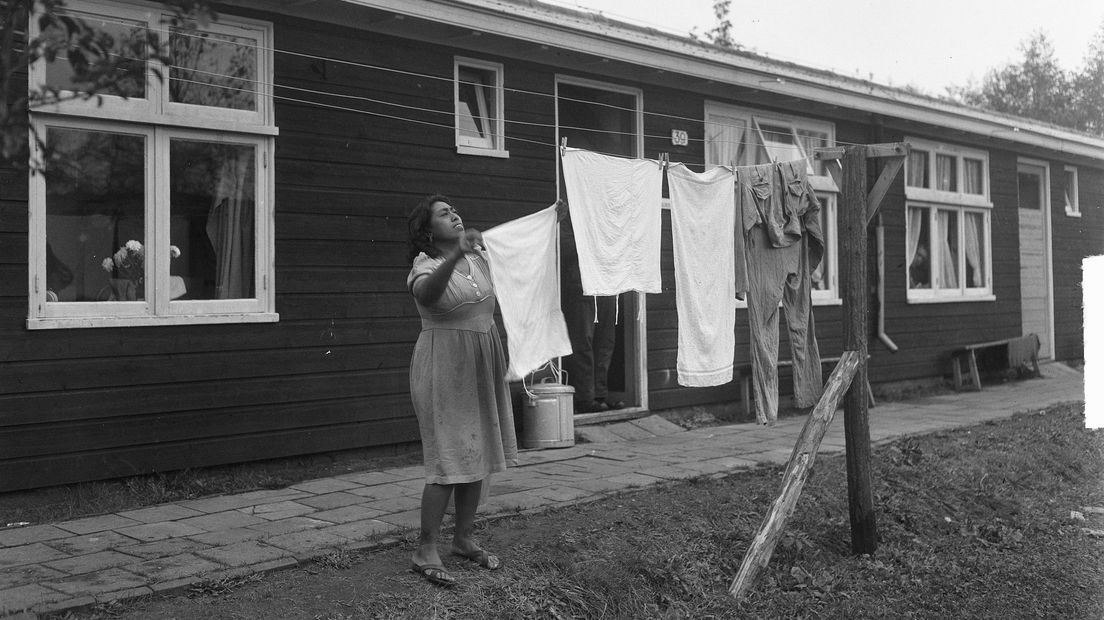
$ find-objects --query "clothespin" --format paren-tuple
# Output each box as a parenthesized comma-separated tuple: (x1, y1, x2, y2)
(659, 152, 669, 172)
(560, 136, 567, 158)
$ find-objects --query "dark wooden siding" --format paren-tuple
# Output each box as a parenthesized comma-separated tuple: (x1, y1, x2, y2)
(1051, 163, 1103, 360)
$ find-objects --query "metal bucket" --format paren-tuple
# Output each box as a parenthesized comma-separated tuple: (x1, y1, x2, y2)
(520, 382, 575, 449)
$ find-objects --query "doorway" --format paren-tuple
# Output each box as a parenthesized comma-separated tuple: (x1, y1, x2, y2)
(1016, 159, 1054, 359)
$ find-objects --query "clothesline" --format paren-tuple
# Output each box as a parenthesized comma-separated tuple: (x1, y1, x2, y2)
(45, 14, 871, 149)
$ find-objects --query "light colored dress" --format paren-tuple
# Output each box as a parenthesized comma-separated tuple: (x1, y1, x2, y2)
(407, 251, 518, 484)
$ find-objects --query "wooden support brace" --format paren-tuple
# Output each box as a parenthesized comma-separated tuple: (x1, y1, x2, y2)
(865, 155, 906, 224)
(729, 351, 862, 599)
(813, 143, 909, 160)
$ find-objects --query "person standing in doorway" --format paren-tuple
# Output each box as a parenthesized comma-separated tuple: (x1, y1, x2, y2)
(404, 194, 517, 586)
(557, 199, 624, 413)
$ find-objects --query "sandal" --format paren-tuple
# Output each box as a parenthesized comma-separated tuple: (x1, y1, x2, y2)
(410, 561, 456, 586)
(451, 547, 502, 570)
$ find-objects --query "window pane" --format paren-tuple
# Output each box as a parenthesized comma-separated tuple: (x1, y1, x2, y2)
(937, 209, 959, 288)
(169, 29, 257, 111)
(907, 206, 930, 289)
(45, 127, 146, 302)
(1018, 171, 1042, 209)
(936, 154, 957, 191)
(705, 115, 745, 168)
(907, 151, 928, 188)
(170, 140, 256, 300)
(796, 129, 828, 176)
(457, 67, 494, 143)
(963, 158, 984, 195)
(810, 195, 832, 291)
(755, 122, 802, 164)
(557, 83, 637, 157)
(964, 211, 986, 288)
(1064, 170, 1076, 210)
(42, 11, 147, 98)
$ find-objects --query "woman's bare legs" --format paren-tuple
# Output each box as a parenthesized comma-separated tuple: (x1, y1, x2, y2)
(412, 483, 452, 568)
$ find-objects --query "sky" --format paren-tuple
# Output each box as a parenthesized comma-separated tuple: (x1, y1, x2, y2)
(543, 0, 1104, 96)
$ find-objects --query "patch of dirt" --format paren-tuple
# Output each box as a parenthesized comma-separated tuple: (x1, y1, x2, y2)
(51, 403, 1104, 620)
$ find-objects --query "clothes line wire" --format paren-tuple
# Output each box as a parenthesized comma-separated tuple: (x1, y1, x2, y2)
(53, 14, 868, 148)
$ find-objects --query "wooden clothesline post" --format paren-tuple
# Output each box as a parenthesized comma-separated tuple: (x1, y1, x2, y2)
(729, 142, 909, 598)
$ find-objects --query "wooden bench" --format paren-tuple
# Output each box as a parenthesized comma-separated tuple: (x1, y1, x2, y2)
(951, 334, 1041, 391)
(737, 355, 875, 418)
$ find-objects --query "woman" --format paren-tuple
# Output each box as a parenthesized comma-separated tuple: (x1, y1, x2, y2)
(405, 194, 517, 586)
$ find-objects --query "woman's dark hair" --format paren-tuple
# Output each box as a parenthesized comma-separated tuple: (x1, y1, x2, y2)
(407, 193, 452, 261)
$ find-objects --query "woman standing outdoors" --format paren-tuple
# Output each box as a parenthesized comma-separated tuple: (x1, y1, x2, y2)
(405, 194, 517, 586)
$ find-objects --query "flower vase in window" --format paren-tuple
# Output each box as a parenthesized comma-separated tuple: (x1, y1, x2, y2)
(100, 240, 181, 301)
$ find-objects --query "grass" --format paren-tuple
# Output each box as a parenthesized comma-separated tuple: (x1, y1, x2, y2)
(49, 402, 1104, 620)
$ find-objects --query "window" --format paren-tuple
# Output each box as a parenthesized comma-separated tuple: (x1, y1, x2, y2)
(454, 57, 507, 158)
(704, 103, 839, 302)
(1064, 166, 1081, 217)
(28, 2, 276, 329)
(905, 138, 992, 302)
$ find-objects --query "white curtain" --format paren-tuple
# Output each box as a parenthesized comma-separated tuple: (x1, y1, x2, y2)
(907, 207, 924, 285)
(936, 154, 955, 191)
(706, 116, 745, 169)
(907, 151, 927, 187)
(206, 151, 253, 299)
(938, 210, 958, 288)
(964, 212, 983, 287)
(964, 159, 983, 194)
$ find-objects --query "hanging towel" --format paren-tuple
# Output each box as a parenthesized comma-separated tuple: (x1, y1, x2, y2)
(482, 204, 573, 382)
(667, 163, 738, 387)
(560, 147, 664, 296)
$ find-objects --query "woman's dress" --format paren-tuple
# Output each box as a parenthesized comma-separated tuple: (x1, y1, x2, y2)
(407, 251, 518, 484)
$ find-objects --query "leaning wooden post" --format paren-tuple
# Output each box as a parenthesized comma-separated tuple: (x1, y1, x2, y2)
(841, 146, 878, 554)
(729, 351, 861, 598)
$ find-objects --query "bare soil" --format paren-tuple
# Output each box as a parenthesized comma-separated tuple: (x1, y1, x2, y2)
(49, 402, 1104, 620)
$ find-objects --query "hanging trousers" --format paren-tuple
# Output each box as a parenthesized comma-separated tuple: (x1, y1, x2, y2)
(744, 223, 823, 425)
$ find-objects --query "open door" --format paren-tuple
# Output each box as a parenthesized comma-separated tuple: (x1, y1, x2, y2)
(555, 76, 647, 419)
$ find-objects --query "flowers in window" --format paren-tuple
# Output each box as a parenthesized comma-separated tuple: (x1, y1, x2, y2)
(100, 240, 181, 300)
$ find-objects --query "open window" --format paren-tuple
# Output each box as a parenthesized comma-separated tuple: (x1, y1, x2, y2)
(454, 57, 507, 157)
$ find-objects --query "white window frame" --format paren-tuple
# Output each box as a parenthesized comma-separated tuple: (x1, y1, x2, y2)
(904, 138, 993, 303)
(704, 102, 839, 304)
(454, 57, 508, 158)
(904, 137, 990, 208)
(904, 203, 994, 303)
(1064, 165, 1081, 217)
(26, 0, 277, 329)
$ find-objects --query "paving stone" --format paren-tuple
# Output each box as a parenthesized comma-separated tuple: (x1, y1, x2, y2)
(298, 492, 366, 510)
(187, 527, 267, 547)
(44, 567, 147, 596)
(531, 486, 593, 503)
(481, 492, 551, 512)
(373, 510, 421, 530)
(93, 584, 154, 604)
(0, 583, 70, 615)
(116, 505, 205, 524)
(263, 530, 349, 555)
(178, 510, 267, 532)
(0, 525, 71, 548)
(115, 537, 210, 560)
(124, 554, 223, 583)
(237, 501, 317, 521)
(247, 517, 334, 537)
(317, 519, 396, 542)
(308, 505, 386, 525)
(604, 472, 664, 488)
(0, 543, 69, 570)
(637, 465, 701, 481)
(115, 521, 206, 542)
(193, 540, 291, 568)
(54, 514, 144, 536)
(289, 479, 363, 494)
(0, 564, 66, 589)
(346, 483, 417, 501)
(628, 415, 685, 436)
(45, 531, 139, 557)
(559, 479, 629, 494)
(360, 495, 420, 515)
(334, 471, 406, 486)
(574, 426, 623, 444)
(44, 551, 140, 575)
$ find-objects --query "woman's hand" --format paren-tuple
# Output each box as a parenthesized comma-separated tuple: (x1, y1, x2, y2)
(555, 198, 569, 222)
(460, 229, 483, 253)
